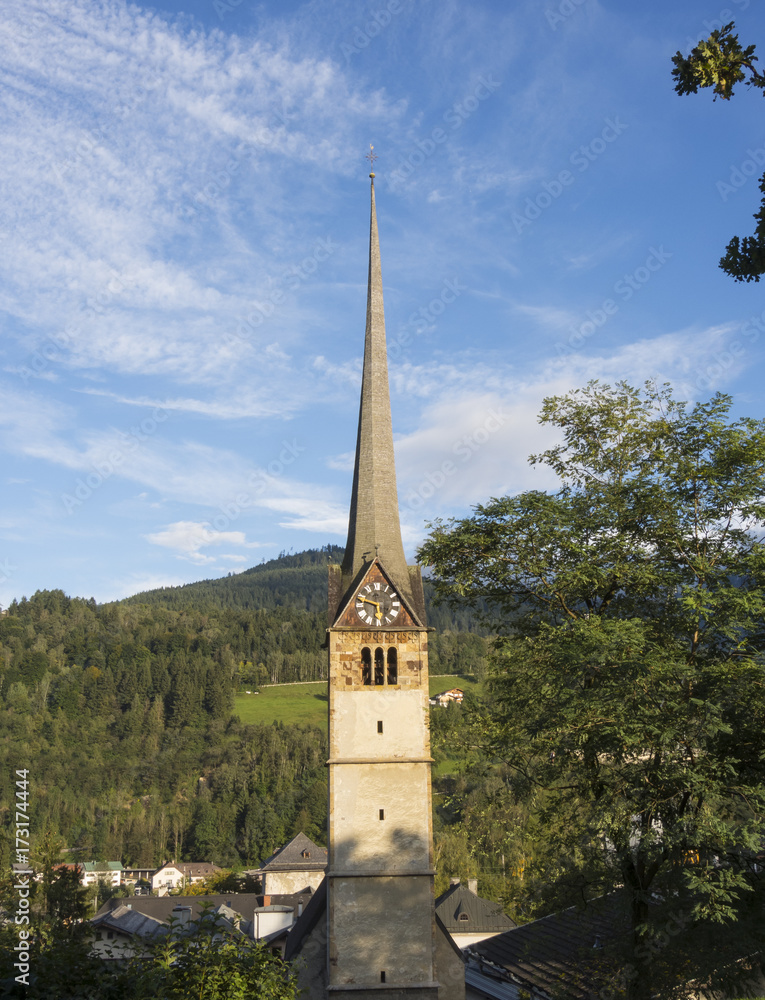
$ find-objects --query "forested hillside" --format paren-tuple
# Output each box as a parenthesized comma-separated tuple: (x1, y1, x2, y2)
(124, 545, 486, 636)
(0, 548, 490, 876)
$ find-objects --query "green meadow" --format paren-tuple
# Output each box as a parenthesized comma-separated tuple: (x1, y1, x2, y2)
(233, 674, 479, 731)
(234, 682, 328, 728)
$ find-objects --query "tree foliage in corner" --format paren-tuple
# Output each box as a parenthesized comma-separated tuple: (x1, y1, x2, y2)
(673, 21, 765, 282)
(419, 381, 765, 1000)
(0, 892, 298, 1000)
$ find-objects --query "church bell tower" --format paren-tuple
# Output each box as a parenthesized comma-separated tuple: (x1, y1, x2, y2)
(325, 159, 439, 997)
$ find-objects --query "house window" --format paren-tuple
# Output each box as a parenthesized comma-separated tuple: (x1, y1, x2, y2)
(361, 647, 372, 685)
(377, 720, 383, 734)
(374, 647, 384, 686)
(301, 850, 310, 859)
(379, 809, 385, 820)
(386, 647, 397, 685)
(458, 913, 469, 921)
(107, 931, 114, 939)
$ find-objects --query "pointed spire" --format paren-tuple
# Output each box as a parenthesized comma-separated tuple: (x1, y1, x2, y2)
(340, 174, 414, 610)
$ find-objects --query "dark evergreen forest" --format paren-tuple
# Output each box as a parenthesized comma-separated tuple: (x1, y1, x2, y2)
(0, 548, 490, 875)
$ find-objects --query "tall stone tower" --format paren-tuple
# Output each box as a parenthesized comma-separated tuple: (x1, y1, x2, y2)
(325, 167, 439, 997)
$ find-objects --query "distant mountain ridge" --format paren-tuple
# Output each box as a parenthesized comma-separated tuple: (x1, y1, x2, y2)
(121, 546, 483, 634)
(122, 546, 344, 614)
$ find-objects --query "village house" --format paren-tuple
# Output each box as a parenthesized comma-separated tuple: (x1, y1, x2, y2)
(150, 860, 221, 895)
(79, 861, 123, 888)
(436, 879, 516, 950)
(244, 832, 327, 895)
(430, 687, 465, 707)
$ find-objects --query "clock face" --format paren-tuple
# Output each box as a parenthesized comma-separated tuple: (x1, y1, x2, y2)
(354, 582, 401, 626)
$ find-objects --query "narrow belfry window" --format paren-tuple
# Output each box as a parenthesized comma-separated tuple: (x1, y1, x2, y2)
(361, 647, 372, 686)
(377, 720, 383, 734)
(387, 647, 398, 685)
(379, 808, 385, 820)
(374, 647, 384, 685)
(380, 972, 386, 983)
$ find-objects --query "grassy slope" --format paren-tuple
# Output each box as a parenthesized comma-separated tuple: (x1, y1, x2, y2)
(233, 674, 480, 730)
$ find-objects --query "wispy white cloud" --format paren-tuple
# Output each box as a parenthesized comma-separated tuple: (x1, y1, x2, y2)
(512, 302, 579, 331)
(76, 387, 300, 420)
(145, 520, 262, 564)
(1, 0, 405, 402)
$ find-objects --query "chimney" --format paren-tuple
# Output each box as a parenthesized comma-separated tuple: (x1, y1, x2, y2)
(449, 878, 460, 887)
(263, 894, 270, 907)
(468, 879, 478, 895)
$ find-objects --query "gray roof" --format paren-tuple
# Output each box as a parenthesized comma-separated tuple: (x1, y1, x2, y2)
(436, 884, 516, 934)
(257, 832, 327, 872)
(92, 891, 311, 944)
(95, 890, 311, 923)
(467, 893, 629, 1000)
(91, 905, 166, 940)
(153, 861, 220, 877)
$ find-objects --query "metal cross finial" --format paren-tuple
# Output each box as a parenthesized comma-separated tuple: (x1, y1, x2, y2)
(366, 144, 378, 177)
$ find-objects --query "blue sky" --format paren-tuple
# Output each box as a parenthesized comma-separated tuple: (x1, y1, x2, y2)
(1, 0, 764, 605)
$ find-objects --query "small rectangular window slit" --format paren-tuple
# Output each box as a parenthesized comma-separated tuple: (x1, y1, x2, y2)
(379, 808, 385, 820)
(377, 720, 383, 733)
(380, 971, 386, 983)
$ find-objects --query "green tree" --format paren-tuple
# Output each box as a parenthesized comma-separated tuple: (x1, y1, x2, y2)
(132, 907, 298, 1000)
(0, 898, 298, 999)
(673, 21, 765, 281)
(419, 381, 765, 1000)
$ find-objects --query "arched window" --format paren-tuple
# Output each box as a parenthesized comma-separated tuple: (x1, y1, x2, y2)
(387, 647, 398, 685)
(374, 647, 385, 686)
(361, 647, 372, 686)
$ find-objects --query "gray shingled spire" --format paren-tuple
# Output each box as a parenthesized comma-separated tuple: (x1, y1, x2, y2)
(340, 176, 415, 610)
